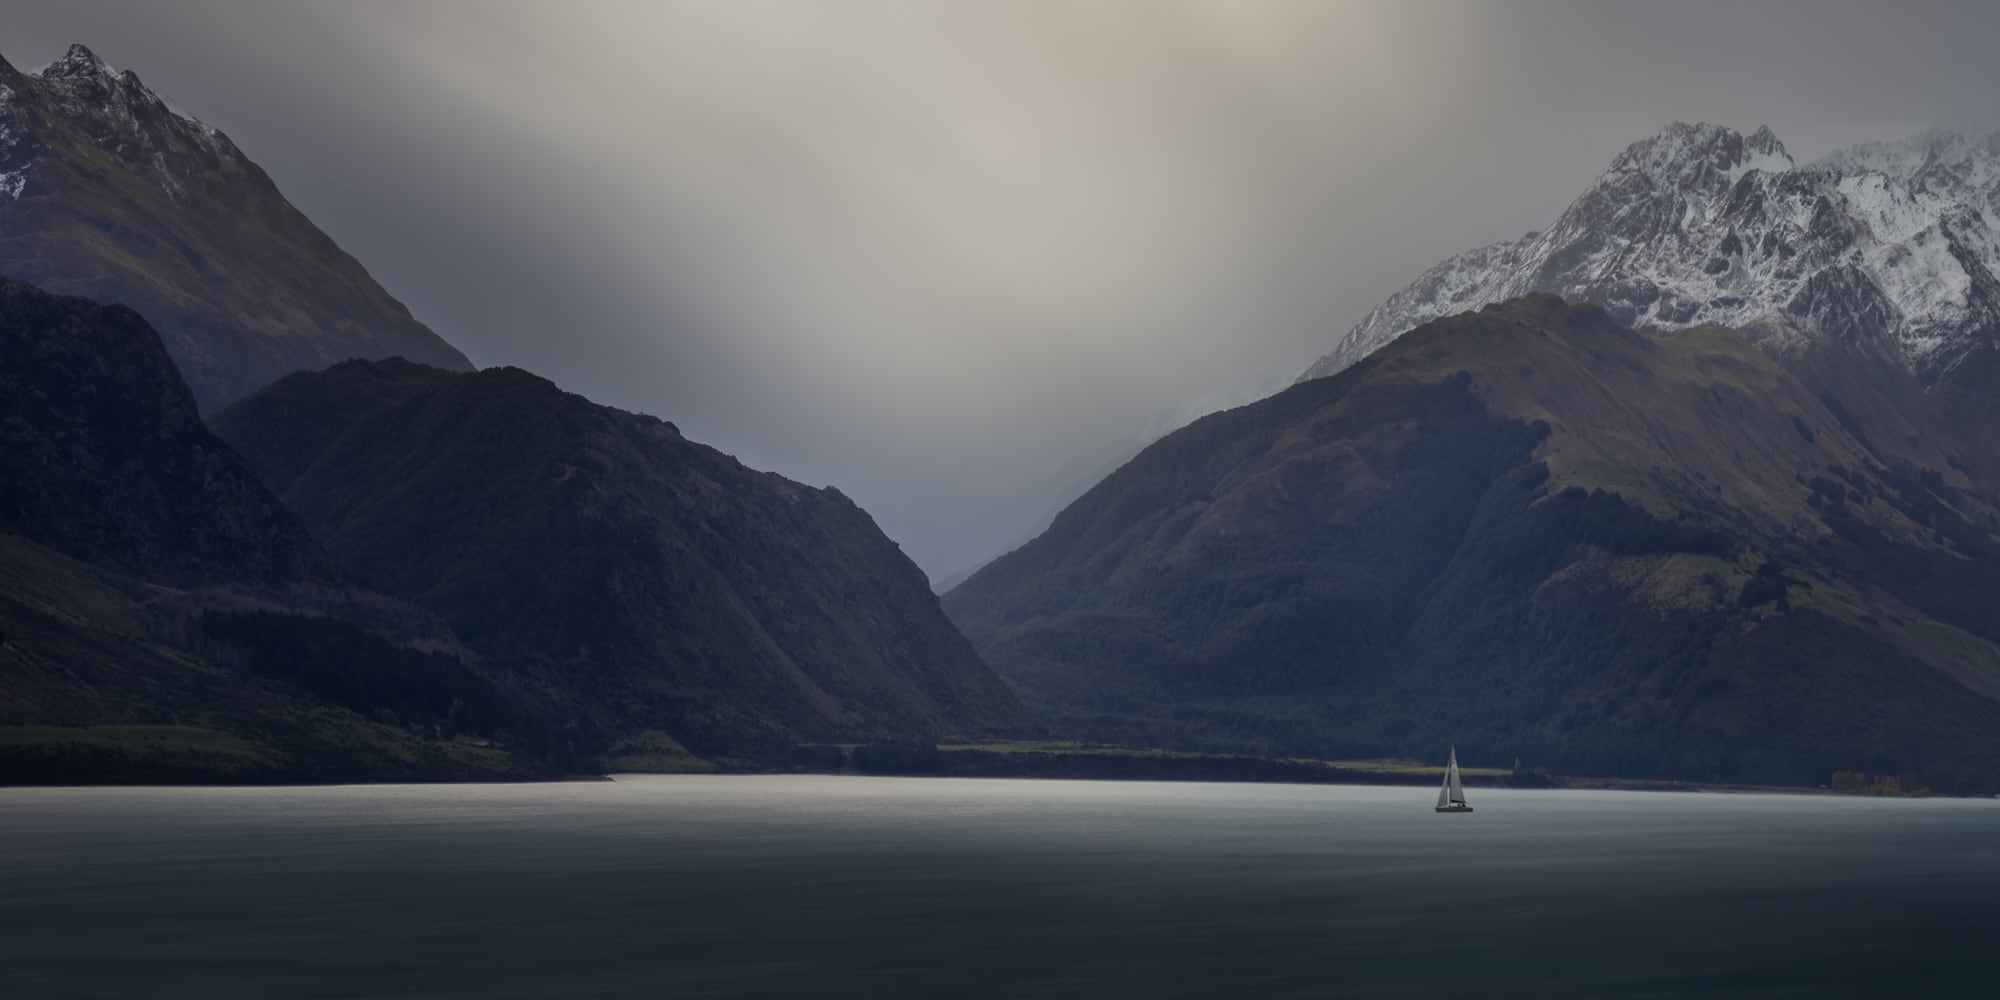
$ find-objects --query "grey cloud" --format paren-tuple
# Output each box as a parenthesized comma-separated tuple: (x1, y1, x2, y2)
(6, 1, 1998, 578)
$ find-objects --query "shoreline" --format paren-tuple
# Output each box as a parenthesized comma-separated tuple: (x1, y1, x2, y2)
(807, 742, 1969, 799)
(0, 733, 1976, 799)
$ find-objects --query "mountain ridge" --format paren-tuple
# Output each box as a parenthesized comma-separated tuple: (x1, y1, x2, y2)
(1301, 122, 2000, 389)
(213, 358, 1029, 758)
(949, 295, 2000, 787)
(0, 275, 555, 782)
(0, 275, 329, 587)
(0, 43, 473, 410)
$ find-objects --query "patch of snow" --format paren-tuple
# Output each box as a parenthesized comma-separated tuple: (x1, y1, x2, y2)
(1301, 123, 2000, 384)
(17, 45, 242, 200)
(1731, 149, 1795, 181)
(35, 43, 117, 81)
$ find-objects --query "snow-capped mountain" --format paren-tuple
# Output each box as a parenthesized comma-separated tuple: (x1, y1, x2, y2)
(0, 43, 240, 204)
(0, 44, 472, 409)
(1301, 122, 2000, 384)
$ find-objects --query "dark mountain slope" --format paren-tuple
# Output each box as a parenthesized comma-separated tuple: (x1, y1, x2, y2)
(0, 276, 327, 586)
(0, 277, 551, 782)
(213, 359, 1027, 756)
(0, 534, 551, 783)
(0, 44, 471, 410)
(946, 295, 2000, 787)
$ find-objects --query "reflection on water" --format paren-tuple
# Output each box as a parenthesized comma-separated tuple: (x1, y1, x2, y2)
(4, 776, 1996, 998)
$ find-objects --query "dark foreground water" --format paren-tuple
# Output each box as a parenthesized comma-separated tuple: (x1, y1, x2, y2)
(3, 777, 1996, 998)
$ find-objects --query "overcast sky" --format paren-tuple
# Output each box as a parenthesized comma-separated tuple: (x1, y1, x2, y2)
(7, 1, 1999, 580)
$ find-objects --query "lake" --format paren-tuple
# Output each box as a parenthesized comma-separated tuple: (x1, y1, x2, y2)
(3, 776, 1996, 997)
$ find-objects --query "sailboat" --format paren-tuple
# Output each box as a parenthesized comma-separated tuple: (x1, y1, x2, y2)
(1435, 745, 1473, 813)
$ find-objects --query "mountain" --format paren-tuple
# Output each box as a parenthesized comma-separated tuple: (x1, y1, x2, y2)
(0, 44, 471, 410)
(0, 276, 328, 586)
(945, 295, 2000, 789)
(211, 359, 1028, 759)
(0, 276, 553, 783)
(1301, 123, 2000, 390)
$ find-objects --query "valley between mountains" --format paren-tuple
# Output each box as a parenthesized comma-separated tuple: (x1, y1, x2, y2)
(2, 43, 1997, 792)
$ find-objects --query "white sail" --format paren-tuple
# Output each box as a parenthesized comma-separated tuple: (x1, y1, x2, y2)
(1435, 745, 1472, 811)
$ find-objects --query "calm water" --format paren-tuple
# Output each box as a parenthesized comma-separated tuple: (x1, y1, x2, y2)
(3, 776, 1996, 998)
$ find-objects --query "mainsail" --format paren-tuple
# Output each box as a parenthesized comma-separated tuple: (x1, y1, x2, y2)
(1436, 745, 1471, 811)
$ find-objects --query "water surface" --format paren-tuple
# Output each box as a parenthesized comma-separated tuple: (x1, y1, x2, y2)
(4, 776, 1995, 997)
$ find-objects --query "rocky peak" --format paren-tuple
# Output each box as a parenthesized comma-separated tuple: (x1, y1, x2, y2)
(24, 42, 228, 180)
(1554, 125, 1785, 245)
(37, 43, 113, 81)
(1815, 129, 2000, 212)
(0, 41, 474, 410)
(1598, 122, 1794, 203)
(1300, 123, 2000, 385)
(1747, 125, 1786, 158)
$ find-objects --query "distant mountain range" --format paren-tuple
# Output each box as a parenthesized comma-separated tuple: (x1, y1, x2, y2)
(948, 295, 2000, 788)
(0, 44, 471, 410)
(1302, 123, 2000, 391)
(6, 42, 1997, 791)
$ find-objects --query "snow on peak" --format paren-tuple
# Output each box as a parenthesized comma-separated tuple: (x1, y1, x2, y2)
(37, 43, 114, 81)
(1300, 124, 2000, 385)
(1740, 125, 1794, 176)
(1602, 122, 1795, 197)
(5, 41, 244, 201)
(1746, 126, 1787, 158)
(0, 82, 24, 202)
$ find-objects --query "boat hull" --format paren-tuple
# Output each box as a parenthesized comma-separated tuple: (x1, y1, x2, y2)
(1435, 805, 1474, 813)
